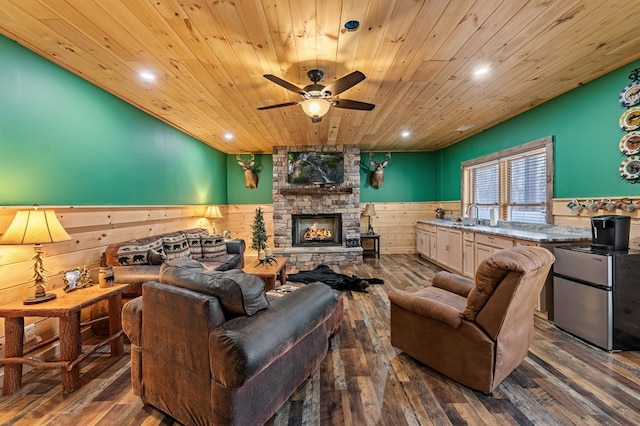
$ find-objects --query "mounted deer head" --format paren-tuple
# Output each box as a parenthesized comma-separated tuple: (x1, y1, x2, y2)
(369, 152, 391, 189)
(236, 154, 259, 189)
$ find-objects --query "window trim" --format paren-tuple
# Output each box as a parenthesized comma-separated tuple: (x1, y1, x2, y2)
(460, 136, 554, 224)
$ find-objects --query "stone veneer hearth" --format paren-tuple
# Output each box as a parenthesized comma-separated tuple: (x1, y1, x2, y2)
(272, 145, 363, 269)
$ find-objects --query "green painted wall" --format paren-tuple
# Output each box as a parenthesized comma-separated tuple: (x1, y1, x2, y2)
(0, 35, 227, 206)
(225, 151, 436, 204)
(226, 154, 273, 204)
(360, 152, 436, 202)
(436, 59, 640, 201)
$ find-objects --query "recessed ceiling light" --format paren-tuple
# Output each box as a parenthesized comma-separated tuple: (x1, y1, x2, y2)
(401, 131, 411, 138)
(224, 132, 233, 140)
(455, 124, 475, 132)
(474, 66, 490, 77)
(139, 71, 156, 82)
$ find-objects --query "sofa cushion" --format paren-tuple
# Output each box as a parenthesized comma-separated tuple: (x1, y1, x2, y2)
(209, 282, 336, 388)
(184, 229, 209, 258)
(162, 232, 190, 260)
(201, 234, 227, 258)
(114, 238, 163, 266)
(159, 257, 269, 317)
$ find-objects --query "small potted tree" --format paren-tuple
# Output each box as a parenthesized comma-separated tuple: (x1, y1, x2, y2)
(251, 207, 276, 266)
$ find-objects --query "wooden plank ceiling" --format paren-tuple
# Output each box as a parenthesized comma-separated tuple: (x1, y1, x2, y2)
(1, 0, 640, 154)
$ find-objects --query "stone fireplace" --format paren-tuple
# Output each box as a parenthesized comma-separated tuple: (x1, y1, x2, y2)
(272, 144, 363, 269)
(292, 214, 342, 247)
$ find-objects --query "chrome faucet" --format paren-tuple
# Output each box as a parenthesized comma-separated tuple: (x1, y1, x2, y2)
(465, 204, 479, 225)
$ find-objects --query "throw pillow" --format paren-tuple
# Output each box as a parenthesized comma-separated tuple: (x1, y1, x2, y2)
(115, 238, 163, 266)
(159, 258, 269, 317)
(201, 234, 227, 258)
(162, 232, 190, 260)
(184, 229, 209, 258)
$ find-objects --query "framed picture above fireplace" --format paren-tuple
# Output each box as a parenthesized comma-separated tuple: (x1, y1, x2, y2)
(287, 151, 344, 185)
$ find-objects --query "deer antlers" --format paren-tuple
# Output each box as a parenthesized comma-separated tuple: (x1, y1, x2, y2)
(369, 152, 391, 162)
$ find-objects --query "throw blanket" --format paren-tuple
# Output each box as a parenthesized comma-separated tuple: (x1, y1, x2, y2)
(287, 264, 383, 292)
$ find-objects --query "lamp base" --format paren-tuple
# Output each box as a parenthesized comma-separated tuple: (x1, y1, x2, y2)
(24, 293, 56, 305)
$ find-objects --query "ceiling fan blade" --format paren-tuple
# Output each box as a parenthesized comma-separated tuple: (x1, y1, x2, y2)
(263, 74, 306, 95)
(256, 101, 300, 110)
(331, 98, 376, 111)
(323, 71, 366, 96)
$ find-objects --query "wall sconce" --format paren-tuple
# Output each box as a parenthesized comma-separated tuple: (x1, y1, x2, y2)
(0, 205, 72, 304)
(204, 205, 223, 233)
(362, 203, 376, 235)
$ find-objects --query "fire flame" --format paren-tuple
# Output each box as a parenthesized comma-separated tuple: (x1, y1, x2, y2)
(303, 222, 332, 241)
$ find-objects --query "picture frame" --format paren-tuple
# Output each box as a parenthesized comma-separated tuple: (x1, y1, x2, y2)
(62, 268, 82, 292)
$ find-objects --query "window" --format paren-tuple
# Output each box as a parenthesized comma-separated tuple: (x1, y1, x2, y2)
(462, 137, 553, 224)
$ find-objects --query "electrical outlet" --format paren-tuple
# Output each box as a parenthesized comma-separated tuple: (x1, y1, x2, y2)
(24, 324, 36, 344)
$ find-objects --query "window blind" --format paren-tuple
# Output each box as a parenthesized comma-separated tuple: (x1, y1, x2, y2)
(463, 139, 552, 224)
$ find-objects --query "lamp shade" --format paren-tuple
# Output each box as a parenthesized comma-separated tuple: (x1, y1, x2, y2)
(0, 208, 71, 245)
(301, 99, 331, 118)
(204, 205, 223, 219)
(362, 203, 376, 217)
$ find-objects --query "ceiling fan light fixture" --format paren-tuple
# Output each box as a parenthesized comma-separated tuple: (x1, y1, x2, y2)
(301, 99, 331, 119)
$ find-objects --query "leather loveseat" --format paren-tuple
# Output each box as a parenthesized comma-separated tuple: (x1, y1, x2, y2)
(122, 257, 339, 425)
(103, 228, 245, 297)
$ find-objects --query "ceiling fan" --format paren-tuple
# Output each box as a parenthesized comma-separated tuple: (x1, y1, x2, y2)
(257, 69, 375, 123)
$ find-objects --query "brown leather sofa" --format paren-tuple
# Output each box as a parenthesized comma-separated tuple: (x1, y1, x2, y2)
(122, 258, 339, 425)
(389, 246, 554, 393)
(103, 228, 245, 297)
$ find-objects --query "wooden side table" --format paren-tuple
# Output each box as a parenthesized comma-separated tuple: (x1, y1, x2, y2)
(0, 284, 129, 395)
(361, 233, 381, 258)
(243, 257, 288, 291)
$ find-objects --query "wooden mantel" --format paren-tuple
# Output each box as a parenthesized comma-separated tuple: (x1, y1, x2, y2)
(279, 187, 354, 196)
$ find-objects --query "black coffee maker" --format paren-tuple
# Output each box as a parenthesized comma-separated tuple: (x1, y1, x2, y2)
(591, 215, 631, 251)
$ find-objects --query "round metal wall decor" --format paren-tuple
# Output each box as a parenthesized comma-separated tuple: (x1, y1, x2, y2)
(619, 106, 640, 131)
(620, 131, 640, 155)
(619, 81, 640, 108)
(619, 155, 640, 181)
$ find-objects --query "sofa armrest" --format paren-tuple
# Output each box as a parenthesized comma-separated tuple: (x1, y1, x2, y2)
(112, 265, 161, 297)
(122, 296, 143, 346)
(432, 271, 475, 297)
(225, 239, 245, 255)
(389, 289, 463, 329)
(208, 282, 336, 388)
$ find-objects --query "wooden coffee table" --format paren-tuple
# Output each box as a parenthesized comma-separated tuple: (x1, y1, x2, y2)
(243, 257, 288, 291)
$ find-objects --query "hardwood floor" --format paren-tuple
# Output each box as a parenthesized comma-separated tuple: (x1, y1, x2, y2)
(2, 254, 640, 425)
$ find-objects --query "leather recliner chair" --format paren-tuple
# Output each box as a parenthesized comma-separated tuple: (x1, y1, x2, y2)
(389, 246, 555, 393)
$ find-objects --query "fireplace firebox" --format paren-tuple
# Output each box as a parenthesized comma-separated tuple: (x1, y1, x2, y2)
(292, 214, 342, 247)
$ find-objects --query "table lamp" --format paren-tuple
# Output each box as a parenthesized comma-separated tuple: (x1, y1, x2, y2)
(204, 204, 223, 233)
(362, 203, 376, 234)
(0, 205, 72, 304)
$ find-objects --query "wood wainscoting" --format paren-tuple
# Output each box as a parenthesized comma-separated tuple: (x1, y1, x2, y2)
(0, 205, 210, 367)
(225, 202, 461, 257)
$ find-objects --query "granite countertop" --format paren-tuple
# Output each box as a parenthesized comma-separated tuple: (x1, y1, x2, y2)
(417, 219, 592, 243)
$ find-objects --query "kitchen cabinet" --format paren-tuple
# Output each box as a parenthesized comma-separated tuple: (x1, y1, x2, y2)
(416, 219, 591, 319)
(416, 223, 430, 257)
(436, 227, 463, 273)
(474, 234, 514, 269)
(429, 226, 437, 259)
(462, 231, 475, 278)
